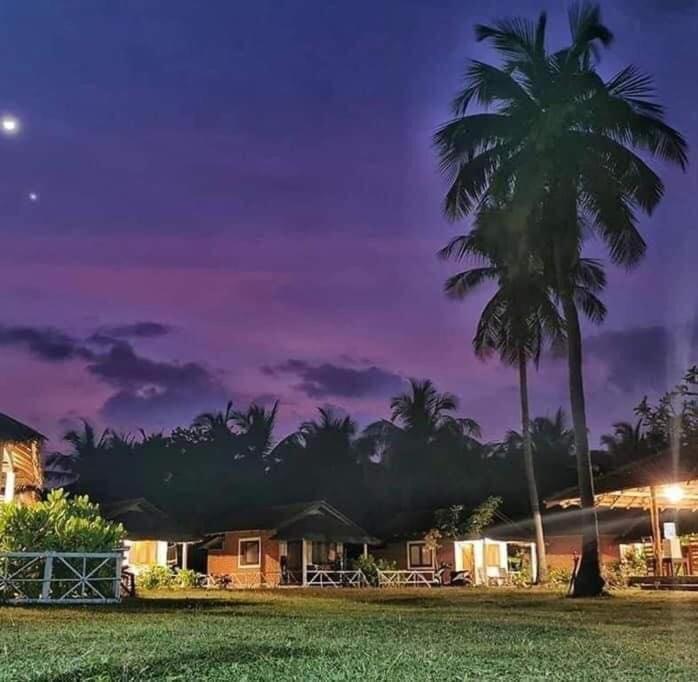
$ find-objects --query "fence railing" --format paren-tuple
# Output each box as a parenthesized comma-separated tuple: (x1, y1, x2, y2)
(376, 570, 436, 588)
(306, 569, 367, 588)
(0, 551, 123, 604)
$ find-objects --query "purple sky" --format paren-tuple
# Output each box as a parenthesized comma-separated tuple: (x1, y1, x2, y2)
(0, 0, 696, 449)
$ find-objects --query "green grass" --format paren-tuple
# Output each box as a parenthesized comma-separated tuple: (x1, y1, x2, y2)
(2, 588, 698, 680)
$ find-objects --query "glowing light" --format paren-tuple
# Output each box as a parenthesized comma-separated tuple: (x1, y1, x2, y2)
(28, 192, 38, 202)
(665, 484, 685, 504)
(1, 115, 20, 135)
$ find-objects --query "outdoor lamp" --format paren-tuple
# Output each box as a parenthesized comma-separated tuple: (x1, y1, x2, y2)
(665, 484, 685, 504)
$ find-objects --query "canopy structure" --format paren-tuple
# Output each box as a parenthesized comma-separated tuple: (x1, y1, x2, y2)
(0, 413, 46, 503)
(546, 449, 698, 573)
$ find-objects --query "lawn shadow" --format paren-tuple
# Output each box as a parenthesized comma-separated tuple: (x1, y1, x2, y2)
(32, 641, 317, 681)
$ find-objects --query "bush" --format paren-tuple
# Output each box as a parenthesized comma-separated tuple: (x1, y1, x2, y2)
(0, 490, 125, 600)
(175, 568, 199, 589)
(352, 555, 397, 586)
(547, 566, 572, 587)
(136, 565, 175, 590)
(0, 489, 125, 552)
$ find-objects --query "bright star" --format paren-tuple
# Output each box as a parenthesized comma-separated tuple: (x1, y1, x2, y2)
(28, 192, 38, 202)
(1, 115, 20, 135)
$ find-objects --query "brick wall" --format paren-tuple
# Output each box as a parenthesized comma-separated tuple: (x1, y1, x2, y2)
(207, 530, 282, 586)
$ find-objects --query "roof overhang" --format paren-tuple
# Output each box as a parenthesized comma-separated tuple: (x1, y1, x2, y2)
(547, 479, 698, 512)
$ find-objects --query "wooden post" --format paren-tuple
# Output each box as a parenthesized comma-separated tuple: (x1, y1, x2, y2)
(181, 543, 189, 570)
(41, 553, 53, 600)
(650, 486, 664, 576)
(363, 544, 368, 559)
(301, 539, 308, 586)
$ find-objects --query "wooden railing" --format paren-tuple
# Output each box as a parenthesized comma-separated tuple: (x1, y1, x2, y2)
(306, 569, 367, 587)
(0, 551, 123, 604)
(376, 570, 436, 587)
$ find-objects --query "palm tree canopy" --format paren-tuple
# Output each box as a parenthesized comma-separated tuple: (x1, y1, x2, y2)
(435, 3, 687, 269)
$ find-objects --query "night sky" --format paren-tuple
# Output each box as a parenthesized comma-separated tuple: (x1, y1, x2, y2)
(0, 0, 696, 448)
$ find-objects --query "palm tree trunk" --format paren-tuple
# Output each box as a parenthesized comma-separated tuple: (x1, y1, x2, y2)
(559, 290, 604, 597)
(518, 352, 548, 584)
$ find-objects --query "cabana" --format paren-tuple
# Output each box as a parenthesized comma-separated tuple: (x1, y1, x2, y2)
(546, 449, 698, 579)
(0, 413, 45, 504)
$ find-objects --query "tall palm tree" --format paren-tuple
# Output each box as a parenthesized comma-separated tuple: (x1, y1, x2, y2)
(435, 3, 687, 596)
(441, 217, 604, 583)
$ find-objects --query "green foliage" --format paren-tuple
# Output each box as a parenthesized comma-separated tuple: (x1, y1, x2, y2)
(0, 489, 125, 552)
(136, 565, 175, 590)
(175, 568, 199, 589)
(352, 555, 397, 587)
(135, 566, 201, 590)
(547, 566, 572, 587)
(433, 497, 502, 539)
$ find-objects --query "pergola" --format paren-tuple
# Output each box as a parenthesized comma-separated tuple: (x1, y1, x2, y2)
(0, 413, 45, 504)
(546, 449, 698, 572)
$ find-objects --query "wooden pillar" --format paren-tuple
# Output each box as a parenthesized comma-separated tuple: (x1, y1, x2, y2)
(301, 539, 308, 586)
(649, 486, 663, 575)
(181, 543, 189, 570)
(363, 543, 368, 559)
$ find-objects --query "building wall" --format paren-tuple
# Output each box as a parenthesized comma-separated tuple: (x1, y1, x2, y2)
(206, 530, 282, 586)
(371, 539, 454, 570)
(545, 534, 620, 570)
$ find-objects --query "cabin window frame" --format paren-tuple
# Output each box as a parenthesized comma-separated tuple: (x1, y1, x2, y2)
(238, 537, 262, 568)
(407, 541, 434, 570)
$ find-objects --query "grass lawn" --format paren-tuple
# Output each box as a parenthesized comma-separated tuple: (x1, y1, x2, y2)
(2, 588, 698, 680)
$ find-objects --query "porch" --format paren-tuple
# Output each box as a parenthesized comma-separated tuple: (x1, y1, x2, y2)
(0, 414, 45, 504)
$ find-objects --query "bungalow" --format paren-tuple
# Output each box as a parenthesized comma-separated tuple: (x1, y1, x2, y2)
(0, 413, 45, 504)
(370, 509, 537, 585)
(204, 500, 378, 587)
(102, 498, 202, 574)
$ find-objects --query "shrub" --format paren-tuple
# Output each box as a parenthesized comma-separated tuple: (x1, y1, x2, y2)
(175, 568, 199, 589)
(352, 555, 397, 586)
(0, 489, 125, 552)
(136, 565, 175, 590)
(547, 566, 572, 587)
(0, 490, 125, 600)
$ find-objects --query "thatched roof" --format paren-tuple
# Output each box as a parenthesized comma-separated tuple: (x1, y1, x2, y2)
(0, 413, 46, 443)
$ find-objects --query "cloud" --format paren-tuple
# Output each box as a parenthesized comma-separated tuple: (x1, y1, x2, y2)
(586, 324, 698, 393)
(89, 321, 172, 345)
(85, 341, 227, 426)
(0, 325, 94, 362)
(262, 358, 403, 399)
(0, 323, 226, 430)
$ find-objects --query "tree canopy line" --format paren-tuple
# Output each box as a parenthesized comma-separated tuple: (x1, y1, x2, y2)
(46, 381, 583, 534)
(47, 3, 688, 598)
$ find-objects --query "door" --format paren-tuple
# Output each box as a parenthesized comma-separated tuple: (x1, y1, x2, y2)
(461, 543, 475, 575)
(286, 540, 303, 583)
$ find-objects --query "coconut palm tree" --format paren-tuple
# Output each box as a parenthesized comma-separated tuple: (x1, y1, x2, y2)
(232, 401, 279, 468)
(192, 401, 236, 442)
(441, 214, 604, 583)
(435, 3, 687, 596)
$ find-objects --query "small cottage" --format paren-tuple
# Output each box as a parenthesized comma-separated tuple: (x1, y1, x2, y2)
(204, 500, 378, 587)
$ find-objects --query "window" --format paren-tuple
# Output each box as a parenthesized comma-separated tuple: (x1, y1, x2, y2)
(239, 538, 261, 567)
(129, 541, 158, 566)
(407, 542, 433, 569)
(311, 542, 337, 566)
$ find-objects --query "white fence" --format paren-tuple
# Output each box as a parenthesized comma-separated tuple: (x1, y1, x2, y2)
(0, 551, 123, 604)
(376, 570, 436, 587)
(306, 569, 367, 587)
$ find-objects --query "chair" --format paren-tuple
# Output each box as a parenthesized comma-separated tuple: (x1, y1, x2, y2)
(686, 543, 698, 576)
(641, 540, 656, 576)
